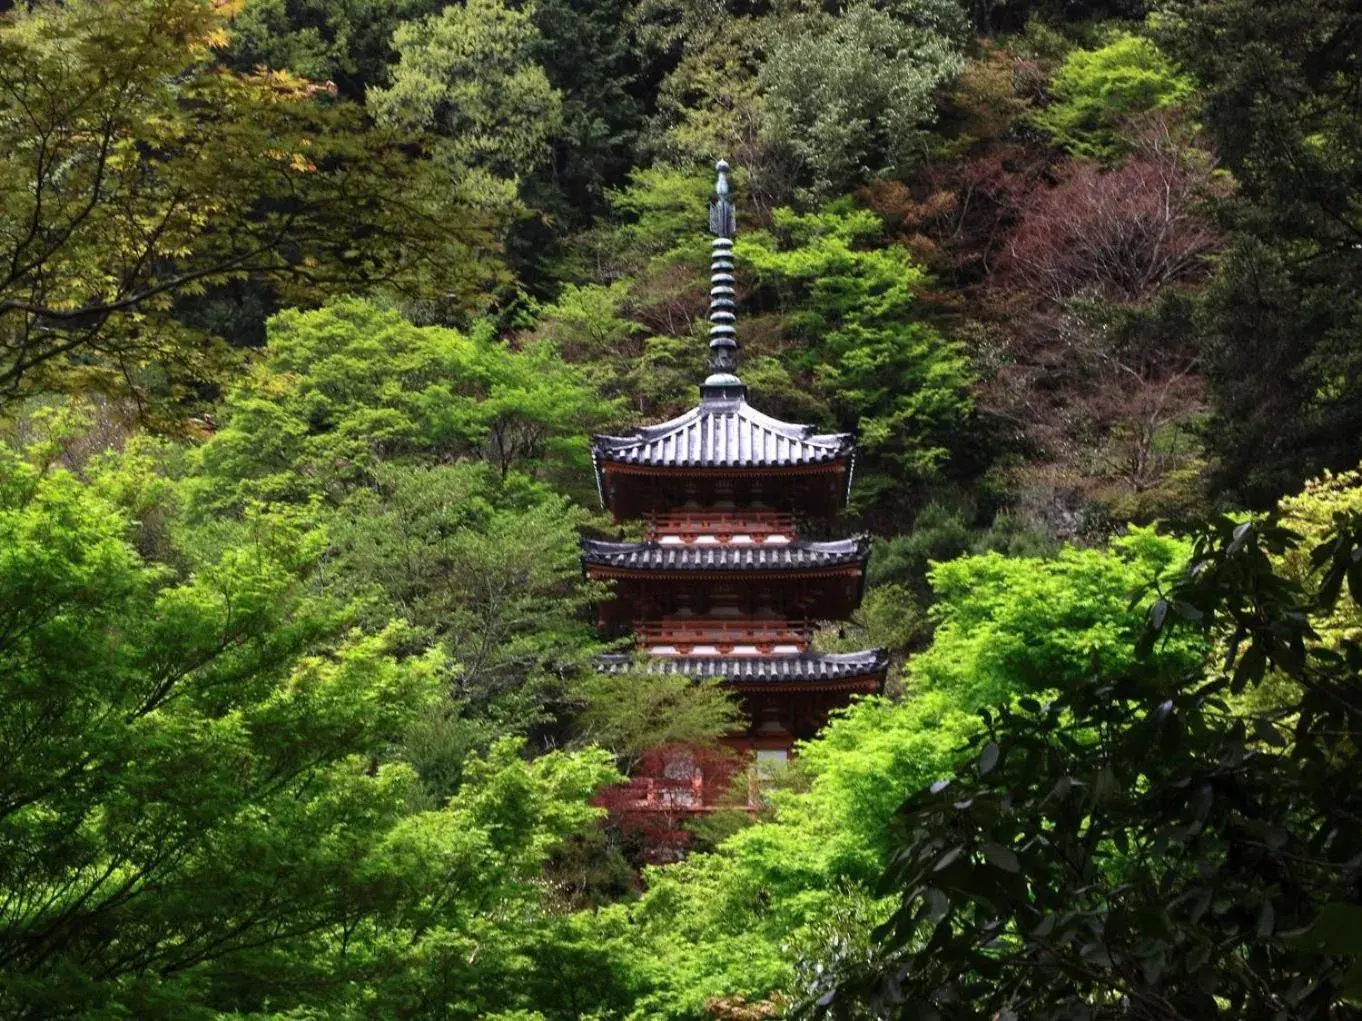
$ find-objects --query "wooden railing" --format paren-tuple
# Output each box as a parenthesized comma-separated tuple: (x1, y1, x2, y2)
(636, 617, 810, 654)
(614, 775, 706, 811)
(644, 510, 796, 544)
(608, 775, 760, 814)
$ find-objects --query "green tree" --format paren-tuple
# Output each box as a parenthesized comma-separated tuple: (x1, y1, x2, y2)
(223, 0, 441, 98)
(0, 0, 497, 412)
(356, 738, 626, 1020)
(191, 297, 618, 515)
(1030, 32, 1196, 159)
(817, 507, 1362, 1019)
(614, 689, 982, 1019)
(759, 2, 967, 199)
(328, 463, 607, 794)
(569, 670, 742, 772)
(0, 434, 627, 1018)
(869, 504, 1058, 602)
(185, 299, 617, 778)
(740, 205, 974, 515)
(645, 16, 775, 201)
(912, 526, 1200, 705)
(1156, 0, 1362, 508)
(529, 0, 648, 218)
(370, 0, 562, 182)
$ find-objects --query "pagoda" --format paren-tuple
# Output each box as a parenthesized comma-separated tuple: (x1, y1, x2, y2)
(584, 161, 887, 815)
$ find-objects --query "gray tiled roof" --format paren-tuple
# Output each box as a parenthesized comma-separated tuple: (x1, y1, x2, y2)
(598, 650, 888, 684)
(582, 536, 869, 571)
(591, 398, 853, 469)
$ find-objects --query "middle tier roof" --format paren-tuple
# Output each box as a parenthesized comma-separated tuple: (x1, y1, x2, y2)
(582, 536, 870, 572)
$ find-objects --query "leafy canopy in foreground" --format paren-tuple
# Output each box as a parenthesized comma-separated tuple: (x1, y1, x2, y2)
(0, 441, 621, 1018)
(814, 501, 1362, 1019)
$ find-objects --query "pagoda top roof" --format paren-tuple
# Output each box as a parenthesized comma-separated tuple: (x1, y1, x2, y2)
(597, 649, 887, 689)
(591, 396, 854, 471)
(590, 162, 858, 513)
(582, 535, 869, 572)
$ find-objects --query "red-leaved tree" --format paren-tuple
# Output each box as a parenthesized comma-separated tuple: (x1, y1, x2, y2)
(1003, 132, 1225, 303)
(976, 123, 1229, 526)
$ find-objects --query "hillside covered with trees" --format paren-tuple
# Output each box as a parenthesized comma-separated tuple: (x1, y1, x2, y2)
(3, 0, 1362, 1017)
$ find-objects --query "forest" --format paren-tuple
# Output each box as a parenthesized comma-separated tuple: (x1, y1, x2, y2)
(2, 0, 1362, 1017)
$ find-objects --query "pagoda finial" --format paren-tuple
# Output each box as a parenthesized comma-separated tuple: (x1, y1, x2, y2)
(702, 159, 744, 403)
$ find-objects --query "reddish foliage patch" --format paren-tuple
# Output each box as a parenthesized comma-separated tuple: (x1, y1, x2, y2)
(1002, 141, 1225, 304)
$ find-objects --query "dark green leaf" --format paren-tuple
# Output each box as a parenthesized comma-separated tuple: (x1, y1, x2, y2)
(980, 842, 1019, 873)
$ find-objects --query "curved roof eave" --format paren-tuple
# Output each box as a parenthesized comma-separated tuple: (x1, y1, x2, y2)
(591, 399, 854, 470)
(597, 649, 889, 684)
(581, 535, 870, 571)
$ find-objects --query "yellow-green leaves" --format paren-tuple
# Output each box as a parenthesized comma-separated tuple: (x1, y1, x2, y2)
(191, 298, 618, 515)
(1030, 33, 1197, 160)
(0, 0, 498, 412)
(371, 0, 561, 180)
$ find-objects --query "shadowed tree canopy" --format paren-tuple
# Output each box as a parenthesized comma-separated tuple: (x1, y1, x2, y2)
(1155, 0, 1362, 506)
(0, 0, 502, 415)
(223, 0, 444, 100)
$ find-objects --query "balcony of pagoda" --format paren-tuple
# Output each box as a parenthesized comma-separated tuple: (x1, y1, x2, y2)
(645, 509, 797, 546)
(599, 737, 794, 818)
(591, 576, 868, 633)
(607, 775, 730, 814)
(600, 466, 850, 521)
(636, 616, 810, 656)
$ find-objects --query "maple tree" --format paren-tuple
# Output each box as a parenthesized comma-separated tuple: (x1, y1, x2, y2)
(0, 0, 500, 412)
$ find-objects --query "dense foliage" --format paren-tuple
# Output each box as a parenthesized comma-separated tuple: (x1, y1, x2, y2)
(814, 513, 1362, 1020)
(3, 0, 1362, 1017)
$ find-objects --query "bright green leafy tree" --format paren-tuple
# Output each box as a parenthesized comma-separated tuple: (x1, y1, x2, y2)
(912, 526, 1200, 705)
(329, 463, 607, 793)
(187, 299, 619, 777)
(740, 205, 974, 516)
(191, 297, 618, 514)
(1030, 32, 1196, 159)
(0, 438, 622, 1018)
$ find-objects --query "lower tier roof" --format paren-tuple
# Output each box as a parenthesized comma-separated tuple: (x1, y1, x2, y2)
(597, 650, 887, 690)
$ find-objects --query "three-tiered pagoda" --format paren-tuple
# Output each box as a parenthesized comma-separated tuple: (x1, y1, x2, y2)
(585, 161, 887, 815)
